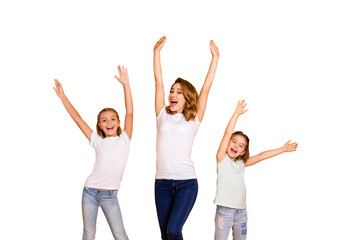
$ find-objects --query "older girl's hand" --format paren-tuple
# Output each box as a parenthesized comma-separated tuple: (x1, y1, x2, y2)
(115, 65, 129, 85)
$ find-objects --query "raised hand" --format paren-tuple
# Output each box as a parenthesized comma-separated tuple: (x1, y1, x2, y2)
(235, 99, 248, 115)
(114, 65, 129, 85)
(53, 79, 65, 98)
(154, 36, 167, 53)
(209, 40, 220, 59)
(282, 140, 298, 152)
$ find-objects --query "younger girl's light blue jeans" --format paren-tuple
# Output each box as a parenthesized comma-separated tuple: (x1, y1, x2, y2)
(214, 205, 247, 240)
(82, 187, 128, 240)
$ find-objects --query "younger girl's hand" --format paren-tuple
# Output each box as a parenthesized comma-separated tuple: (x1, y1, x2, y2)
(235, 99, 248, 115)
(53, 79, 64, 98)
(282, 140, 298, 152)
(209, 40, 219, 59)
(115, 65, 129, 85)
(154, 36, 166, 53)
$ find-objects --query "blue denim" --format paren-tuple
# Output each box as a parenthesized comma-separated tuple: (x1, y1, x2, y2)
(82, 187, 128, 240)
(155, 179, 198, 240)
(214, 206, 247, 240)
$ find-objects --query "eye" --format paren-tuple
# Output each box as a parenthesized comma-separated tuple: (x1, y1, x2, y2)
(102, 120, 106, 122)
(170, 90, 174, 93)
(177, 91, 182, 94)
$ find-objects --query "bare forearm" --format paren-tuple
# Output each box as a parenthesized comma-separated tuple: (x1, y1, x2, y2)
(201, 57, 218, 93)
(153, 52, 163, 86)
(59, 94, 83, 122)
(122, 83, 133, 115)
(225, 111, 241, 135)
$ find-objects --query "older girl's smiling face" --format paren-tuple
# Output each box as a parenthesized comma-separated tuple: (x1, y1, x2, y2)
(98, 111, 120, 137)
(168, 83, 186, 113)
(227, 135, 247, 161)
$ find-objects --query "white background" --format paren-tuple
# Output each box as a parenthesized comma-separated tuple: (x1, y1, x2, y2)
(1, 0, 359, 239)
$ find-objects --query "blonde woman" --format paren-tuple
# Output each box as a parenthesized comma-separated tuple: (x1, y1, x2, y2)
(153, 36, 219, 240)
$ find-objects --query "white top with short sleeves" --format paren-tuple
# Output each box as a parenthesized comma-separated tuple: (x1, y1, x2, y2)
(84, 131, 130, 190)
(156, 107, 200, 180)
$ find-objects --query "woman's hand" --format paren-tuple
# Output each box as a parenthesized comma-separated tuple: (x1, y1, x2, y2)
(209, 40, 219, 60)
(282, 140, 298, 152)
(235, 99, 248, 115)
(53, 79, 65, 98)
(114, 65, 129, 85)
(154, 36, 167, 53)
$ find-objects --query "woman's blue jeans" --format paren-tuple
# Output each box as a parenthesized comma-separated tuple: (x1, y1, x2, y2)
(155, 179, 198, 240)
(82, 187, 128, 240)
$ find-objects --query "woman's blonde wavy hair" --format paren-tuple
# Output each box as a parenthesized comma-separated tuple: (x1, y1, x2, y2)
(96, 108, 121, 138)
(166, 78, 198, 121)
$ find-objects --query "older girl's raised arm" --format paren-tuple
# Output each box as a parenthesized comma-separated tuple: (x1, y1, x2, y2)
(115, 65, 133, 139)
(53, 79, 93, 141)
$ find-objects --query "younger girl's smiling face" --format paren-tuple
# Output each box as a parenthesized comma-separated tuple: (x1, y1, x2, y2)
(98, 111, 120, 137)
(168, 83, 186, 113)
(227, 135, 247, 161)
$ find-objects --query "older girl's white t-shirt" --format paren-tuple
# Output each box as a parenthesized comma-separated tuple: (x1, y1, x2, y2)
(84, 131, 130, 190)
(156, 107, 200, 180)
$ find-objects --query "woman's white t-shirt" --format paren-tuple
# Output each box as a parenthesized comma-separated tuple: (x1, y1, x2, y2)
(156, 107, 200, 180)
(84, 131, 130, 190)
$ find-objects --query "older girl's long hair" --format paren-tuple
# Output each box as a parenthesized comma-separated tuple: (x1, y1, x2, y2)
(166, 78, 198, 121)
(96, 108, 121, 138)
(231, 131, 250, 163)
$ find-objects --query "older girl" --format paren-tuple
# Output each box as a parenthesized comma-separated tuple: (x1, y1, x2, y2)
(53, 66, 133, 240)
(214, 100, 298, 240)
(153, 36, 219, 240)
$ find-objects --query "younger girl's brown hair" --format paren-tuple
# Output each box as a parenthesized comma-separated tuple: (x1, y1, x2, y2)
(96, 108, 121, 138)
(231, 131, 250, 163)
(166, 78, 198, 121)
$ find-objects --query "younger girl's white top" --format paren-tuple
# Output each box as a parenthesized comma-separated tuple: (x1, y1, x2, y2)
(214, 154, 246, 209)
(84, 131, 130, 190)
(156, 107, 200, 180)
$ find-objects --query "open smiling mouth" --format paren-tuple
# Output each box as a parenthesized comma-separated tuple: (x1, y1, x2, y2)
(106, 126, 114, 131)
(170, 100, 178, 108)
(231, 148, 238, 154)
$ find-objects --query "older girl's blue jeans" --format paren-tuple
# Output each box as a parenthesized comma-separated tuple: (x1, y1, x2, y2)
(214, 205, 248, 240)
(155, 179, 198, 240)
(82, 187, 128, 240)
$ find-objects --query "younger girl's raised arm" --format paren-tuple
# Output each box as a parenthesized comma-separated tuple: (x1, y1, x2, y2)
(115, 65, 133, 139)
(245, 140, 298, 167)
(216, 100, 248, 162)
(153, 36, 167, 116)
(53, 79, 93, 141)
(197, 40, 219, 122)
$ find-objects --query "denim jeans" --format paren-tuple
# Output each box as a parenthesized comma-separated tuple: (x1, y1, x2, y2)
(155, 179, 198, 240)
(214, 206, 247, 240)
(82, 187, 128, 240)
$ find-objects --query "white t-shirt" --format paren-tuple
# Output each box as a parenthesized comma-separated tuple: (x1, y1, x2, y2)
(156, 107, 200, 180)
(214, 154, 246, 209)
(84, 131, 130, 190)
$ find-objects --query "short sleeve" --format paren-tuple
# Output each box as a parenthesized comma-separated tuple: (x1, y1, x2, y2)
(90, 132, 102, 148)
(120, 130, 131, 147)
(156, 106, 166, 120)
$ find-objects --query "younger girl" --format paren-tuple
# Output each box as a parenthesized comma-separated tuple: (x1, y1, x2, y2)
(153, 36, 219, 240)
(214, 100, 298, 240)
(53, 65, 133, 240)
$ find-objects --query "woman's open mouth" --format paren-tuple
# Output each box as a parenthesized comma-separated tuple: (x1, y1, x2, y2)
(170, 99, 178, 108)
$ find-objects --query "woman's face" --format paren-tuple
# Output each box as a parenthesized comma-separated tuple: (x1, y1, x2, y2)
(168, 83, 186, 113)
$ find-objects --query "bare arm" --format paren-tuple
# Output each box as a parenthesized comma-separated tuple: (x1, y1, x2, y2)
(153, 36, 167, 116)
(53, 79, 93, 141)
(115, 65, 133, 139)
(197, 40, 219, 122)
(216, 100, 248, 162)
(245, 140, 298, 167)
